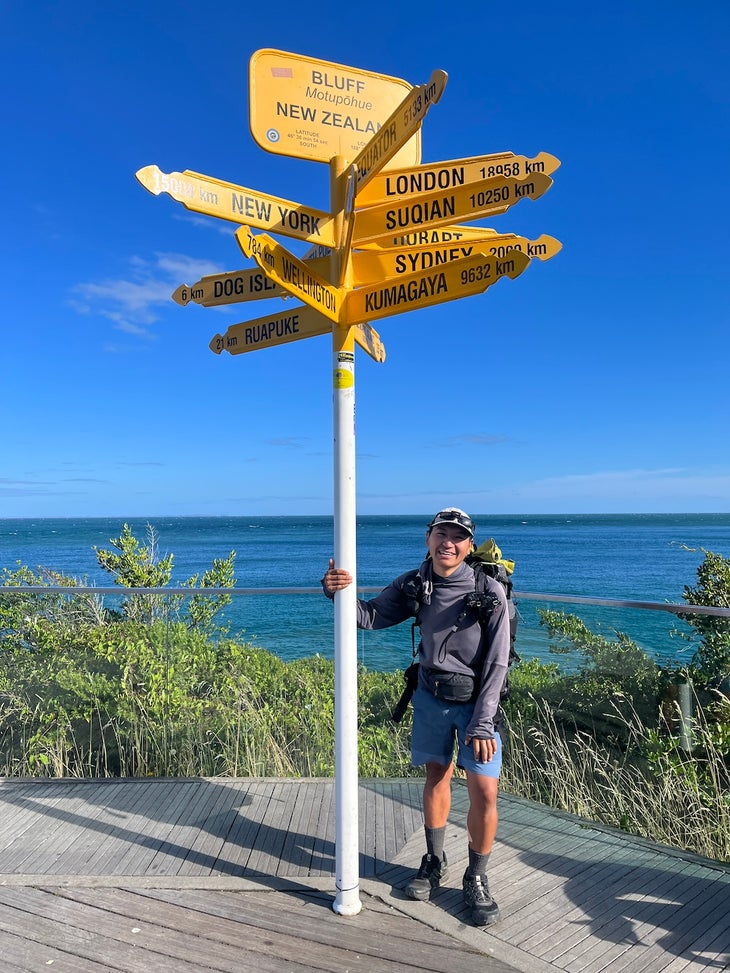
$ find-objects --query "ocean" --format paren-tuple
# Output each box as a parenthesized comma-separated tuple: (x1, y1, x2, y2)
(2, 514, 729, 672)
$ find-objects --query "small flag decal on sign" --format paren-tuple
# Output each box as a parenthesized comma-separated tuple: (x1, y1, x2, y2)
(271, 67, 293, 78)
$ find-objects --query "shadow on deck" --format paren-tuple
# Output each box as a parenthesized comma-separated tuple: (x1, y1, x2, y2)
(0, 777, 727, 972)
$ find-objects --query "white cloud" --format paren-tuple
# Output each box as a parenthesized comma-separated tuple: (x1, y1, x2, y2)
(71, 252, 222, 337)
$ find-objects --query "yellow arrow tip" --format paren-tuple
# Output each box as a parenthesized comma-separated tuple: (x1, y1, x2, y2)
(171, 284, 190, 306)
(209, 335, 223, 355)
(235, 225, 253, 258)
(135, 165, 161, 194)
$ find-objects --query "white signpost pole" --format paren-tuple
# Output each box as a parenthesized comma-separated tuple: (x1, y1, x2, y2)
(330, 156, 362, 917)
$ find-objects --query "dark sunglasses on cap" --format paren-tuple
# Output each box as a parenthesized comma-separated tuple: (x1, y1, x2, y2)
(428, 509, 475, 535)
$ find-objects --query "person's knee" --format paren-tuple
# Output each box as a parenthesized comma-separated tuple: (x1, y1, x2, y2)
(467, 774, 498, 809)
(425, 761, 453, 787)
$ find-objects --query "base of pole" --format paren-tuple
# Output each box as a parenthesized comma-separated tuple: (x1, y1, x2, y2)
(332, 889, 363, 916)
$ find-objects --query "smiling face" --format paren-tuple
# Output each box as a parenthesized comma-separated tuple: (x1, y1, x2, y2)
(426, 523, 473, 577)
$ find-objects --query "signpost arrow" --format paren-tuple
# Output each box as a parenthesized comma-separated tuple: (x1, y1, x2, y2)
(209, 304, 330, 355)
(236, 226, 343, 323)
(349, 233, 561, 284)
(356, 151, 561, 206)
(355, 223, 498, 251)
(343, 248, 531, 325)
(209, 303, 386, 361)
(172, 269, 285, 307)
(352, 171, 553, 247)
(172, 256, 332, 307)
(348, 69, 448, 194)
(352, 322, 386, 363)
(135, 165, 336, 247)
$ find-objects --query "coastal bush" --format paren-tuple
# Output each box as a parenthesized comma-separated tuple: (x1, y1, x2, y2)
(679, 548, 730, 687)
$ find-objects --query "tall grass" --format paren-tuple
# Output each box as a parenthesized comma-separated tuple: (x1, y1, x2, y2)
(501, 692, 730, 861)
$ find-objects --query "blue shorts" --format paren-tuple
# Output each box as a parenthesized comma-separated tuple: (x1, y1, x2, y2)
(410, 686, 502, 778)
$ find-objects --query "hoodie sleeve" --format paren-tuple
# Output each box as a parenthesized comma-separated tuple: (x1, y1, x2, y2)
(466, 580, 511, 739)
(355, 571, 417, 630)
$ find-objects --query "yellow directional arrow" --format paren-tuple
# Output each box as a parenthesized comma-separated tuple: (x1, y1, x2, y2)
(357, 151, 561, 206)
(236, 226, 343, 323)
(172, 256, 332, 307)
(172, 268, 285, 307)
(210, 304, 331, 355)
(349, 234, 561, 284)
(342, 249, 530, 325)
(348, 69, 448, 193)
(353, 323, 386, 363)
(352, 172, 553, 247)
(209, 302, 386, 361)
(355, 224, 500, 251)
(135, 165, 336, 247)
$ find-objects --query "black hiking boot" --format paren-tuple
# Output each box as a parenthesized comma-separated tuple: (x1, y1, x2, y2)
(462, 870, 500, 926)
(404, 853, 449, 900)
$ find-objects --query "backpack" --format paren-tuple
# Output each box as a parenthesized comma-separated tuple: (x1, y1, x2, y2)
(391, 538, 519, 723)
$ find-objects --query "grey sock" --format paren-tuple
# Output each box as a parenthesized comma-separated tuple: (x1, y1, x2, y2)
(425, 826, 446, 860)
(468, 848, 490, 877)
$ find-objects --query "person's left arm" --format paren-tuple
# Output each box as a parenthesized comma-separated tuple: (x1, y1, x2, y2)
(465, 584, 511, 760)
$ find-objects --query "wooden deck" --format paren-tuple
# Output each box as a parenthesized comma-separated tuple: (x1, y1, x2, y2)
(0, 777, 727, 973)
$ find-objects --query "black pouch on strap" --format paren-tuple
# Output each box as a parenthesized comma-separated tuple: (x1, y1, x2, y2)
(422, 667, 476, 704)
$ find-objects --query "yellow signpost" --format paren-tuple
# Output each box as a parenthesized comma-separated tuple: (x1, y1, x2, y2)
(347, 69, 448, 193)
(236, 226, 343, 323)
(137, 46, 560, 920)
(348, 234, 561, 285)
(209, 304, 330, 355)
(356, 150, 561, 206)
(172, 269, 286, 307)
(249, 49, 421, 170)
(343, 249, 530, 324)
(210, 305, 385, 361)
(352, 171, 553, 247)
(135, 165, 336, 246)
(172, 257, 331, 307)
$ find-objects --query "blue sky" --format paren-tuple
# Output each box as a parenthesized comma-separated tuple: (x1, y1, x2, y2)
(3, 1, 728, 518)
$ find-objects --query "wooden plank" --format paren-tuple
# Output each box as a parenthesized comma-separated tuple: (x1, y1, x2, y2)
(174, 778, 246, 875)
(219, 779, 276, 872)
(590, 879, 730, 973)
(504, 848, 650, 945)
(309, 780, 335, 876)
(276, 781, 323, 876)
(244, 779, 297, 876)
(0, 926, 118, 973)
(0, 782, 121, 872)
(538, 857, 706, 964)
(134, 780, 207, 876)
(130, 886, 500, 973)
(51, 885, 496, 973)
(0, 885, 223, 973)
(81, 779, 200, 876)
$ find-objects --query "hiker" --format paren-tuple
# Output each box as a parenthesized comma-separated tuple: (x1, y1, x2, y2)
(321, 507, 511, 926)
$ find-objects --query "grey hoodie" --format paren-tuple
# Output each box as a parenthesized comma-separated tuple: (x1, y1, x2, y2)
(355, 559, 511, 739)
